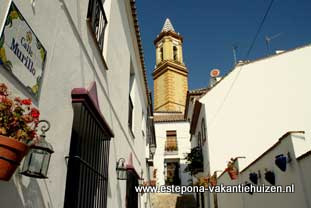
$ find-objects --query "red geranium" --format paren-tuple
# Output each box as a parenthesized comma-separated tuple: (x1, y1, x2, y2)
(30, 108, 40, 118)
(0, 83, 41, 145)
(21, 98, 32, 105)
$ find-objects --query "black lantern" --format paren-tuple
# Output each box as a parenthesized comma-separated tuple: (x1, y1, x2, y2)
(116, 158, 127, 180)
(150, 144, 156, 156)
(21, 120, 54, 179)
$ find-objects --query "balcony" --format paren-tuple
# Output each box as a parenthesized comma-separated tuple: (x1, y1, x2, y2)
(184, 146, 203, 175)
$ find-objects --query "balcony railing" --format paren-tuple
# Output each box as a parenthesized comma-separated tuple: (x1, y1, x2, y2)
(87, 0, 107, 52)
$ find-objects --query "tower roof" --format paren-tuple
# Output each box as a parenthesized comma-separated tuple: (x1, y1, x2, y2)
(161, 18, 175, 32)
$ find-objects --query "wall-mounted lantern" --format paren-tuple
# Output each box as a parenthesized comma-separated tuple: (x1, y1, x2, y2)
(275, 153, 291, 172)
(150, 144, 156, 157)
(21, 120, 54, 179)
(139, 170, 144, 186)
(116, 158, 127, 180)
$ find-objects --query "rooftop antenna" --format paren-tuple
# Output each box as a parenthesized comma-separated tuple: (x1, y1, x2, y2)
(232, 44, 238, 66)
(265, 33, 282, 55)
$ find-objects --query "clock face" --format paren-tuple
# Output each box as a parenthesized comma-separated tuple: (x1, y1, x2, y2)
(210, 69, 220, 77)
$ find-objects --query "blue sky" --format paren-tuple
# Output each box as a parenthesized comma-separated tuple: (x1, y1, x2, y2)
(136, 0, 311, 90)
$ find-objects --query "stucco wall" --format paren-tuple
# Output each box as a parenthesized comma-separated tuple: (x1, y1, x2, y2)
(0, 0, 149, 208)
(200, 45, 311, 174)
(216, 132, 311, 208)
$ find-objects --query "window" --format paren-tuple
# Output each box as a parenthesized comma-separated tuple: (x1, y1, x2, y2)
(128, 69, 135, 133)
(173, 46, 178, 61)
(87, 0, 108, 52)
(64, 96, 112, 208)
(160, 47, 163, 61)
(128, 96, 134, 130)
(165, 130, 177, 151)
(201, 119, 207, 144)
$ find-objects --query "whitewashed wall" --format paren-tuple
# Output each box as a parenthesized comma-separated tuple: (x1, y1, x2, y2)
(153, 121, 192, 186)
(200, 45, 311, 174)
(0, 0, 149, 208)
(216, 132, 311, 208)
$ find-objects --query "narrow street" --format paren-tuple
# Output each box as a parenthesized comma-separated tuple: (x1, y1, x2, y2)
(151, 194, 196, 208)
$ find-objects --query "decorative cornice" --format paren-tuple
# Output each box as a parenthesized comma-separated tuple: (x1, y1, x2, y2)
(153, 61, 188, 78)
(71, 82, 114, 137)
(154, 31, 183, 45)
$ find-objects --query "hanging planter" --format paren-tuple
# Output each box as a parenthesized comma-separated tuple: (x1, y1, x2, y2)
(198, 176, 210, 187)
(249, 172, 258, 185)
(0, 135, 29, 180)
(210, 174, 217, 186)
(225, 158, 238, 180)
(264, 170, 275, 185)
(0, 83, 41, 181)
(275, 154, 287, 172)
(149, 180, 156, 186)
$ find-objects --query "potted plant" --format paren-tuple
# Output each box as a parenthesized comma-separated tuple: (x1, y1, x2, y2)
(149, 180, 156, 186)
(209, 174, 217, 186)
(225, 158, 238, 180)
(0, 83, 40, 180)
(198, 176, 209, 188)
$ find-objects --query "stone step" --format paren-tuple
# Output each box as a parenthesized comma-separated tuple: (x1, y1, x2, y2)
(151, 193, 196, 208)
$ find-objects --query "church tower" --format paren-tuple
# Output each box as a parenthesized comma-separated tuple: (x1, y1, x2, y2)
(153, 18, 188, 112)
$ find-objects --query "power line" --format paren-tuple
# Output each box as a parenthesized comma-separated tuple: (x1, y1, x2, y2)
(208, 0, 276, 128)
(245, 0, 276, 59)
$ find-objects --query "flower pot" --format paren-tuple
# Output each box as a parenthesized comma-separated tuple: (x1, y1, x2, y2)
(249, 172, 258, 184)
(264, 171, 275, 185)
(228, 169, 238, 180)
(150, 180, 156, 186)
(275, 154, 287, 172)
(0, 135, 29, 181)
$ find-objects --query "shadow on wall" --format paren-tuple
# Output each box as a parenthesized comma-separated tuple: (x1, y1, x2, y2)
(0, 174, 46, 208)
(179, 163, 191, 185)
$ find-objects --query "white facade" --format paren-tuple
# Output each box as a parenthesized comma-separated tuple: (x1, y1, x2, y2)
(186, 44, 311, 208)
(0, 0, 153, 208)
(217, 131, 311, 208)
(153, 119, 192, 186)
(199, 44, 311, 174)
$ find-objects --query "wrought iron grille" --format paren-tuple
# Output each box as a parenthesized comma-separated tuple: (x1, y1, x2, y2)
(64, 102, 111, 208)
(126, 170, 139, 208)
(87, 0, 107, 51)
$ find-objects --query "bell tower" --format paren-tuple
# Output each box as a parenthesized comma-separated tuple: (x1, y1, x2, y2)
(153, 18, 188, 112)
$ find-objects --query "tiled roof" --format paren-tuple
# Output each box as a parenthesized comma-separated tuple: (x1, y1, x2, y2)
(129, 0, 149, 101)
(189, 87, 209, 95)
(154, 113, 186, 122)
(161, 18, 175, 32)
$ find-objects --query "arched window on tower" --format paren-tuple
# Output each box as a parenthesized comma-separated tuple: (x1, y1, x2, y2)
(173, 46, 178, 61)
(160, 47, 163, 61)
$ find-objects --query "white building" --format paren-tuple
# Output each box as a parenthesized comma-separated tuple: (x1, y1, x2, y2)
(0, 0, 155, 208)
(186, 44, 311, 208)
(153, 112, 191, 186)
(216, 131, 311, 208)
